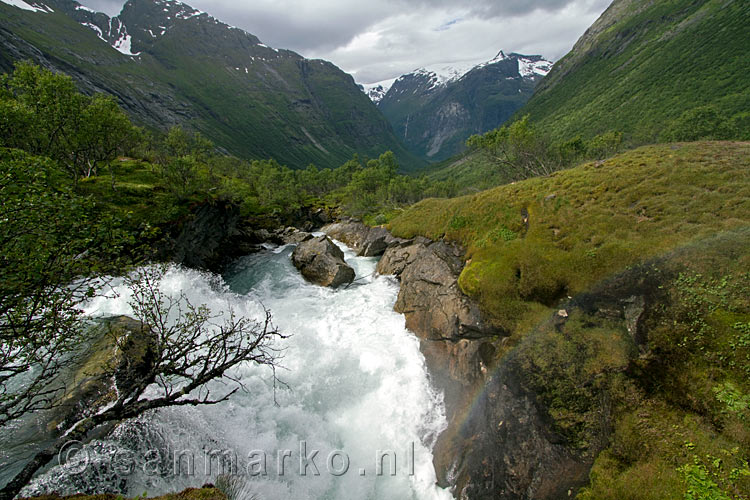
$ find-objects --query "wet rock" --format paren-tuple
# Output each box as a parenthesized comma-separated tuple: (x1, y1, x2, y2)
(278, 227, 313, 245)
(158, 200, 264, 271)
(389, 240, 497, 415)
(49, 316, 156, 433)
(395, 241, 491, 342)
(323, 219, 407, 257)
(434, 354, 591, 499)
(322, 219, 371, 249)
(375, 237, 431, 277)
(291, 235, 355, 288)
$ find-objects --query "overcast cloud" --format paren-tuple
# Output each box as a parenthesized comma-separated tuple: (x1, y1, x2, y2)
(78, 0, 611, 84)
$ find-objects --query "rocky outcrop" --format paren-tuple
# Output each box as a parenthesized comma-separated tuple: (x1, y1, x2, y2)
(291, 235, 355, 288)
(278, 227, 314, 245)
(364, 224, 593, 500)
(435, 350, 592, 500)
(323, 219, 408, 257)
(157, 201, 260, 272)
(379, 239, 497, 416)
(156, 201, 333, 272)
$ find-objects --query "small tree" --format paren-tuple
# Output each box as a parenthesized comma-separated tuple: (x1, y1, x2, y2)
(158, 126, 215, 199)
(0, 62, 138, 183)
(0, 149, 124, 427)
(467, 115, 558, 180)
(662, 105, 735, 142)
(586, 131, 624, 160)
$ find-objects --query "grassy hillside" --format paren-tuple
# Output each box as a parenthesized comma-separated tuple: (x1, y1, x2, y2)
(521, 0, 750, 142)
(391, 142, 750, 332)
(390, 141, 750, 498)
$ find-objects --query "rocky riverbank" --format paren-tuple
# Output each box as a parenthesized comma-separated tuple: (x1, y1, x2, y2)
(321, 219, 598, 499)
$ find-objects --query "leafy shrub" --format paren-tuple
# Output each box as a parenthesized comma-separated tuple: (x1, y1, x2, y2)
(662, 106, 735, 142)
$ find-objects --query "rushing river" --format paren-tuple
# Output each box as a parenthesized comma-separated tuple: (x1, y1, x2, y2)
(18, 241, 453, 500)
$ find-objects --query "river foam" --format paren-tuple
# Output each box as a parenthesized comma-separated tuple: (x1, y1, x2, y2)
(23, 242, 453, 500)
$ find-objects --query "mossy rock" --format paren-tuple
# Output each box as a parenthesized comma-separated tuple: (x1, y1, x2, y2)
(48, 316, 156, 433)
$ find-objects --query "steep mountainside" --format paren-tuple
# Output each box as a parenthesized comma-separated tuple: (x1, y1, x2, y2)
(521, 0, 750, 141)
(0, 0, 423, 170)
(372, 51, 551, 162)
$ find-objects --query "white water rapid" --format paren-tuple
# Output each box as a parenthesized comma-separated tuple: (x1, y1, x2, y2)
(21, 241, 454, 500)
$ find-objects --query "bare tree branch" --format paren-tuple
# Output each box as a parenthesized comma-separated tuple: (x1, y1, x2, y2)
(0, 265, 287, 500)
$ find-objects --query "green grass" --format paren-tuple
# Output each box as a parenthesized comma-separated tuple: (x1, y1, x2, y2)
(390, 141, 750, 333)
(77, 159, 188, 230)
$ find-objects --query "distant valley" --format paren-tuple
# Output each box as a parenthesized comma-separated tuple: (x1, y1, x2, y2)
(359, 51, 552, 161)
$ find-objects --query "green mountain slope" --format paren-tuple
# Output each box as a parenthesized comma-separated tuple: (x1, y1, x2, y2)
(0, 0, 424, 170)
(520, 0, 750, 142)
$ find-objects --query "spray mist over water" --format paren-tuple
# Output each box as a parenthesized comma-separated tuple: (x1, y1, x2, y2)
(23, 242, 453, 500)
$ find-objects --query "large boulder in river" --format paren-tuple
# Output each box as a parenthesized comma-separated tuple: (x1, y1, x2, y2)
(292, 236, 355, 288)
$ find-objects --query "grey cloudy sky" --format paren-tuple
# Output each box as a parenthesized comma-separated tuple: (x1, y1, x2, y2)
(78, 0, 612, 84)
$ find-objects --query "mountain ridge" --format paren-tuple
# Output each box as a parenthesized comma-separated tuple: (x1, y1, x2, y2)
(0, 0, 425, 170)
(369, 50, 552, 161)
(520, 0, 750, 142)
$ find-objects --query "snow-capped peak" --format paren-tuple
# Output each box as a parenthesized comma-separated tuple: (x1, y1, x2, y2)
(406, 51, 552, 89)
(0, 0, 53, 13)
(486, 50, 509, 65)
(411, 59, 483, 89)
(358, 50, 553, 103)
(361, 78, 397, 104)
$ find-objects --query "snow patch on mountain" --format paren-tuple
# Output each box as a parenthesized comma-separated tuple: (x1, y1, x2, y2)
(359, 50, 554, 102)
(0, 0, 53, 13)
(82, 22, 106, 41)
(519, 57, 553, 77)
(113, 32, 140, 56)
(361, 78, 397, 104)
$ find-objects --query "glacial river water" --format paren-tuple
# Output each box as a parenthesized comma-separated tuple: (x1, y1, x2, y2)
(17, 241, 454, 500)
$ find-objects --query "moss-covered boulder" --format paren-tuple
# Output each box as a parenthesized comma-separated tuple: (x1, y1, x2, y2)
(49, 316, 156, 433)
